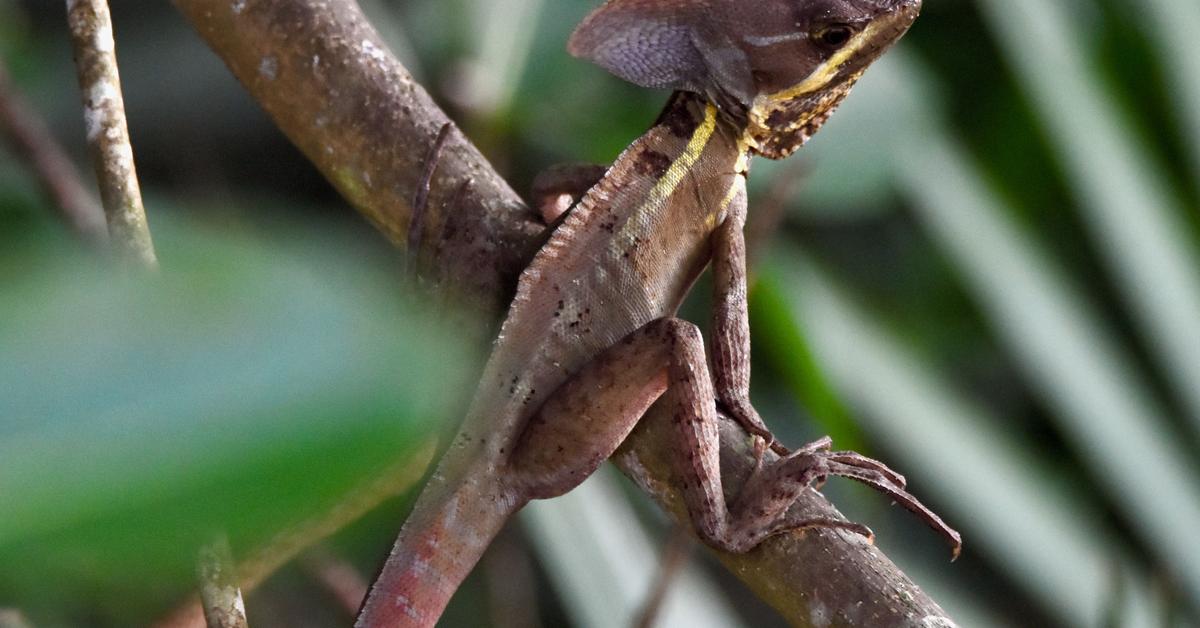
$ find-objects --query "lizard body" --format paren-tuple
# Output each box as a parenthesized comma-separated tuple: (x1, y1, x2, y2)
(358, 1, 954, 626)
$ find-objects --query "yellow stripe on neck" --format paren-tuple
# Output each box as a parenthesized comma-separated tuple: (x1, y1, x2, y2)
(650, 103, 719, 201)
(611, 103, 719, 252)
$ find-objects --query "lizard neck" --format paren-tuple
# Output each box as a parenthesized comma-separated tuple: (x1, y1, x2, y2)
(652, 91, 752, 179)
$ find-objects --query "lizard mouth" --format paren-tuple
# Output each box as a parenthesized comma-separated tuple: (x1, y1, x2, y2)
(743, 1, 921, 160)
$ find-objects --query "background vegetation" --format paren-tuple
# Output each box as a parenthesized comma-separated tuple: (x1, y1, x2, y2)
(1, 0, 1198, 626)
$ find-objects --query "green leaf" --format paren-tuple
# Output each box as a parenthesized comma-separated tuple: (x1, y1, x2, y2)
(0, 217, 474, 622)
(975, 0, 1200, 431)
(1136, 0, 1200, 185)
(770, 248, 1161, 628)
(894, 129, 1200, 607)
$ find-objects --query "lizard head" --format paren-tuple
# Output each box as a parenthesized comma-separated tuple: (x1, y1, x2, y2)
(569, 0, 920, 159)
(740, 0, 921, 158)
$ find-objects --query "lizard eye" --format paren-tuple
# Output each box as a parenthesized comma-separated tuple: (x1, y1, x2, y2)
(814, 25, 853, 50)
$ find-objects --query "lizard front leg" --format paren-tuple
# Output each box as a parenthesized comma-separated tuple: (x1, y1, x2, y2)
(708, 180, 784, 454)
(506, 318, 961, 555)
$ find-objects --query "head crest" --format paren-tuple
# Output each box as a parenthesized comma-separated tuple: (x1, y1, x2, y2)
(570, 0, 921, 157)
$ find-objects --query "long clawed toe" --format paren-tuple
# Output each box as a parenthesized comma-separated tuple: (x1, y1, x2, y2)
(821, 459, 962, 560)
(407, 122, 453, 279)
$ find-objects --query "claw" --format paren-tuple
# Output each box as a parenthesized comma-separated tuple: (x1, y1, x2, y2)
(720, 400, 791, 456)
(750, 435, 768, 473)
(822, 461, 962, 559)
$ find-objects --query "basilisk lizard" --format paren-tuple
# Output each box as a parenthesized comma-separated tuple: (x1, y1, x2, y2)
(358, 1, 958, 625)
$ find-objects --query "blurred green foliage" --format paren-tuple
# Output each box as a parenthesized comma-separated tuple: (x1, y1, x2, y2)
(1, 0, 1199, 626)
(0, 214, 474, 624)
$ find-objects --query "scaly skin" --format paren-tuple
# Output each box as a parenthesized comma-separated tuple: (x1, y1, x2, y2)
(357, 2, 956, 626)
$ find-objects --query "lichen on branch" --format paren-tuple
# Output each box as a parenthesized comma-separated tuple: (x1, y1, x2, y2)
(66, 0, 157, 267)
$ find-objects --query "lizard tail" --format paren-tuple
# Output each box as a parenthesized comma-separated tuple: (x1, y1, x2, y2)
(355, 466, 521, 627)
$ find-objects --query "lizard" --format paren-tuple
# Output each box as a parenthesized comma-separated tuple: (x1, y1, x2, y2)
(357, 0, 957, 625)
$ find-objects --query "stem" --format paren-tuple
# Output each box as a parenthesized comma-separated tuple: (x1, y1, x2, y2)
(0, 62, 108, 247)
(299, 547, 370, 617)
(65, 0, 157, 267)
(197, 537, 249, 628)
(172, 0, 541, 316)
(634, 526, 693, 628)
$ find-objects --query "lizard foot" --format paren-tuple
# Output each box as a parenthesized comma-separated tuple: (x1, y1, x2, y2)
(719, 398, 792, 457)
(727, 438, 961, 559)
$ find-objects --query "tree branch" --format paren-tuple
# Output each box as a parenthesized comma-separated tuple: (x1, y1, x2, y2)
(197, 537, 249, 628)
(66, 0, 157, 267)
(0, 62, 108, 247)
(172, 0, 541, 315)
(173, 1, 956, 625)
(299, 547, 371, 618)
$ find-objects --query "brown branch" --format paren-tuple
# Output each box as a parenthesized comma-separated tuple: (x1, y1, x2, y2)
(197, 537, 249, 628)
(66, 0, 157, 267)
(172, 0, 541, 316)
(299, 547, 370, 617)
(0, 62, 108, 247)
(482, 529, 542, 628)
(173, 1, 956, 625)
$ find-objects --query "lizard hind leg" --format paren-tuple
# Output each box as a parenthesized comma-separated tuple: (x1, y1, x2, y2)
(505, 318, 675, 500)
(506, 316, 960, 559)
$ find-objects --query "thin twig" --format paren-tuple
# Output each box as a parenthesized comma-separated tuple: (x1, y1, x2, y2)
(197, 537, 249, 628)
(65, 0, 157, 267)
(299, 547, 369, 618)
(482, 529, 541, 628)
(0, 62, 107, 247)
(744, 161, 806, 269)
(633, 526, 694, 628)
